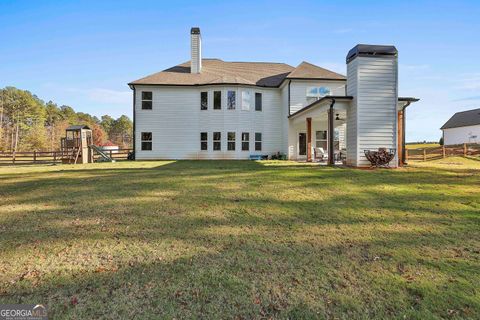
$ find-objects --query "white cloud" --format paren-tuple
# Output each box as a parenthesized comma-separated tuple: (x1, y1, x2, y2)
(63, 87, 131, 105)
(87, 88, 131, 105)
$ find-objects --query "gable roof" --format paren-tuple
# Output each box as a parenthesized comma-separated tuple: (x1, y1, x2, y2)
(129, 59, 345, 88)
(286, 61, 345, 80)
(441, 108, 480, 129)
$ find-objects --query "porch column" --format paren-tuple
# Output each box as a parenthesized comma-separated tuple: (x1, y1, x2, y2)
(328, 105, 334, 165)
(397, 110, 404, 166)
(306, 117, 312, 162)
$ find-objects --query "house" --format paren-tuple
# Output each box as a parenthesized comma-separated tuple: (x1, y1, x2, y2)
(441, 108, 480, 145)
(128, 28, 419, 167)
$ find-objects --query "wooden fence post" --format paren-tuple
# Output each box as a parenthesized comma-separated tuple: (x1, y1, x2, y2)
(464, 143, 467, 156)
(33, 150, 37, 163)
(54, 151, 57, 163)
(110, 150, 113, 159)
(423, 149, 427, 161)
(405, 149, 409, 162)
(442, 145, 445, 158)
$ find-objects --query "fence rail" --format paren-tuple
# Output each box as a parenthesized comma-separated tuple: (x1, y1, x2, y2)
(0, 149, 133, 165)
(406, 143, 480, 161)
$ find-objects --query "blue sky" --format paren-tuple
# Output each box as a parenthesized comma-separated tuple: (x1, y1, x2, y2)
(1, 0, 479, 142)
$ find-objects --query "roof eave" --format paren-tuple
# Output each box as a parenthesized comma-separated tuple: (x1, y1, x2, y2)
(288, 96, 353, 119)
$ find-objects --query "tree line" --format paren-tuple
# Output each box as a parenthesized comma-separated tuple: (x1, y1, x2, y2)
(0, 86, 132, 152)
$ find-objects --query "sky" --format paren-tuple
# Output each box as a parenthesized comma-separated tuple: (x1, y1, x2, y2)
(0, 0, 479, 142)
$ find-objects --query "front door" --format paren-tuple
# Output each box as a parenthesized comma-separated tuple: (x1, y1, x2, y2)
(298, 133, 307, 157)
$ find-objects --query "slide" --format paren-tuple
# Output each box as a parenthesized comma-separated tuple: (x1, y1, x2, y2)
(89, 145, 115, 162)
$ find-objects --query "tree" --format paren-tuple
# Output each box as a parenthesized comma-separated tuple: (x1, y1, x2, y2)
(100, 115, 115, 134)
(110, 115, 133, 147)
(92, 123, 106, 146)
(439, 137, 444, 146)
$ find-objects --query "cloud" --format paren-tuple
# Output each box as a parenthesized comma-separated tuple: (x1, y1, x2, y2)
(453, 95, 480, 102)
(401, 64, 430, 71)
(63, 87, 131, 105)
(87, 88, 131, 105)
(453, 73, 480, 90)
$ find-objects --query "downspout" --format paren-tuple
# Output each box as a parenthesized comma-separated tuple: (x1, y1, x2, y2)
(328, 98, 336, 166)
(130, 85, 136, 159)
(401, 101, 411, 165)
(288, 80, 291, 116)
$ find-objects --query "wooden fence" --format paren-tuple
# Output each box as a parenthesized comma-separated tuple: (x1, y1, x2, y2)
(0, 149, 133, 165)
(406, 143, 480, 161)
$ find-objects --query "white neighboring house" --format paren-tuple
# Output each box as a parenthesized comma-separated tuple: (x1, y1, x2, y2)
(441, 108, 480, 145)
(128, 28, 419, 167)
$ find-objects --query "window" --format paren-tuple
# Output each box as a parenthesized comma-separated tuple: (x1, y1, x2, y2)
(200, 132, 208, 150)
(315, 131, 327, 150)
(141, 132, 152, 150)
(213, 132, 221, 151)
(227, 132, 235, 151)
(142, 91, 152, 110)
(214, 91, 221, 110)
(255, 92, 262, 111)
(227, 90, 236, 110)
(255, 132, 262, 151)
(306, 86, 331, 98)
(241, 91, 250, 111)
(241, 132, 249, 151)
(201, 92, 208, 110)
(306, 86, 331, 103)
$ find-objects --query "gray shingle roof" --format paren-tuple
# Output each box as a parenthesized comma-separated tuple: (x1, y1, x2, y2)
(129, 59, 345, 87)
(441, 108, 480, 129)
(66, 125, 91, 131)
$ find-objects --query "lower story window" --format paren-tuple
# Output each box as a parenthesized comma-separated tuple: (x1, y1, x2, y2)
(227, 132, 235, 151)
(255, 132, 262, 151)
(213, 132, 221, 151)
(200, 132, 208, 151)
(241, 132, 249, 151)
(141, 132, 152, 150)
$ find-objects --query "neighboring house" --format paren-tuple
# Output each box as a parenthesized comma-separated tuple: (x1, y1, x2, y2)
(441, 108, 480, 145)
(128, 28, 418, 167)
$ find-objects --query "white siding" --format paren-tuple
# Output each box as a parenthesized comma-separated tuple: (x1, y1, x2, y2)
(134, 85, 283, 159)
(346, 56, 398, 167)
(443, 125, 480, 145)
(346, 59, 358, 166)
(289, 80, 346, 114)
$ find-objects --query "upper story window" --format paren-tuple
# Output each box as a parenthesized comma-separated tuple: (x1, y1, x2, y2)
(141, 92, 152, 110)
(255, 92, 262, 111)
(141, 132, 152, 150)
(201, 92, 208, 110)
(241, 91, 250, 111)
(214, 91, 221, 110)
(306, 87, 331, 103)
(227, 90, 236, 110)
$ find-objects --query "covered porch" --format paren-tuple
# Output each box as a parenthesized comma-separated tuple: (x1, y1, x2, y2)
(288, 96, 353, 165)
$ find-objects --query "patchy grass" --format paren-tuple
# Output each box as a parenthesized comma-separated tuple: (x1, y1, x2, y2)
(406, 143, 440, 149)
(0, 160, 479, 319)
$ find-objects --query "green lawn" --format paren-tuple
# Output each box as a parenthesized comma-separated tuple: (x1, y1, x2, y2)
(406, 143, 440, 149)
(0, 159, 479, 319)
